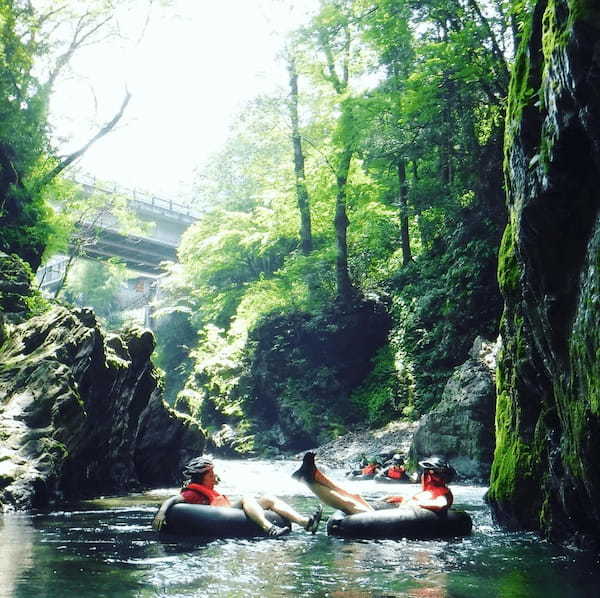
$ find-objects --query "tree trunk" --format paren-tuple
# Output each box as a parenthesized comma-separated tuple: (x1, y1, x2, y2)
(335, 148, 354, 302)
(287, 56, 313, 255)
(397, 160, 412, 265)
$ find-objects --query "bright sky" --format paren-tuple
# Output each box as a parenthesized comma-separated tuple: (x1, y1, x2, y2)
(51, 0, 318, 200)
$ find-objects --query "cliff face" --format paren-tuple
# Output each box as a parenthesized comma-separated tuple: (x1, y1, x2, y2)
(488, 0, 600, 546)
(0, 255, 205, 509)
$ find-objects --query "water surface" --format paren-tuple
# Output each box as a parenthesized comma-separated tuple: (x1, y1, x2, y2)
(1, 459, 598, 597)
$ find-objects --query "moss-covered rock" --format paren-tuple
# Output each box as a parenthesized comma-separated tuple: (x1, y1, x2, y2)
(190, 297, 391, 455)
(488, 0, 600, 547)
(0, 304, 205, 510)
(0, 251, 47, 322)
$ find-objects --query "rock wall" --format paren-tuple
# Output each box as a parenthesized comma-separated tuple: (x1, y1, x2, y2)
(0, 256, 205, 509)
(409, 338, 497, 483)
(488, 0, 600, 546)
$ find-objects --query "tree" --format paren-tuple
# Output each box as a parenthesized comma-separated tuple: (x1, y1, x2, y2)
(63, 257, 127, 329)
(287, 52, 313, 255)
(301, 0, 367, 303)
(40, 178, 144, 299)
(0, 1, 134, 271)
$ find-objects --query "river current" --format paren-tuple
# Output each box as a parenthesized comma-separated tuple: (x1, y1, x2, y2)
(1, 459, 599, 597)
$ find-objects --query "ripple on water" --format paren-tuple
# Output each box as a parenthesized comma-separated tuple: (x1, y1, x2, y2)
(4, 460, 600, 598)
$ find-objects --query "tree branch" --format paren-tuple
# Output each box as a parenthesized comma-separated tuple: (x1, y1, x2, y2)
(42, 13, 113, 94)
(35, 90, 131, 191)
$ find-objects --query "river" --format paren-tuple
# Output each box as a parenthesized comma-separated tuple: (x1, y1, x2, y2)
(1, 459, 599, 597)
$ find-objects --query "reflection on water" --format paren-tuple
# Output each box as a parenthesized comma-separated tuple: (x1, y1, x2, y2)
(0, 515, 34, 598)
(2, 459, 599, 597)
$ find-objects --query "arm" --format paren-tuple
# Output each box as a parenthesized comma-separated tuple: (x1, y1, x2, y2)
(386, 490, 451, 511)
(152, 495, 184, 530)
(412, 494, 450, 512)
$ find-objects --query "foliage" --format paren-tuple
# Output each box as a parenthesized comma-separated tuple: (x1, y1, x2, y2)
(349, 343, 414, 428)
(0, 1, 139, 271)
(148, 0, 513, 452)
(63, 258, 127, 329)
(390, 208, 503, 413)
(152, 306, 196, 406)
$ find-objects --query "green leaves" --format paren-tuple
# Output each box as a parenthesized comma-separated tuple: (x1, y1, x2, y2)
(156, 0, 510, 445)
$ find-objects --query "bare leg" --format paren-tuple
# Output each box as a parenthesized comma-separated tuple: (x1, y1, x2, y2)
(239, 495, 278, 531)
(292, 452, 374, 515)
(257, 495, 309, 527)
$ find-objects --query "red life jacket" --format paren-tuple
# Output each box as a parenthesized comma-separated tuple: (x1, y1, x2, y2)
(386, 465, 405, 479)
(420, 473, 453, 509)
(181, 482, 231, 507)
(361, 464, 378, 475)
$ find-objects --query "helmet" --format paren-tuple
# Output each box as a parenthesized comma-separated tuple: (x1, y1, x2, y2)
(183, 457, 214, 479)
(393, 453, 404, 464)
(418, 457, 455, 481)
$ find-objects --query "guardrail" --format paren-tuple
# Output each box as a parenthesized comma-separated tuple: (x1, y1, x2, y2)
(74, 175, 201, 221)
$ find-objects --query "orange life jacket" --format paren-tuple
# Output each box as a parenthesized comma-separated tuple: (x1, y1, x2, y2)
(361, 464, 378, 475)
(386, 465, 405, 479)
(420, 473, 453, 509)
(181, 482, 231, 507)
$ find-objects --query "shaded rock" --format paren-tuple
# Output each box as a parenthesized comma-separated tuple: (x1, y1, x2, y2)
(0, 252, 41, 322)
(135, 391, 205, 487)
(409, 337, 498, 483)
(487, 0, 600, 547)
(0, 304, 205, 510)
(239, 297, 392, 453)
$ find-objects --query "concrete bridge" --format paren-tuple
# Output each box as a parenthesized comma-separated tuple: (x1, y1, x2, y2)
(75, 176, 199, 274)
(37, 177, 200, 306)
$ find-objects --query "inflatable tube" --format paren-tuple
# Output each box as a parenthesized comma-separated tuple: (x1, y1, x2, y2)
(160, 503, 291, 538)
(326, 506, 472, 540)
(374, 475, 411, 484)
(345, 472, 376, 480)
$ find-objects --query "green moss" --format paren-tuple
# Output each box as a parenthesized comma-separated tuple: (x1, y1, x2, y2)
(503, 5, 539, 169)
(497, 220, 520, 295)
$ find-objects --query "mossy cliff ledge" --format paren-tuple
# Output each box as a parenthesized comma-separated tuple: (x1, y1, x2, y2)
(0, 299, 205, 510)
(488, 0, 600, 546)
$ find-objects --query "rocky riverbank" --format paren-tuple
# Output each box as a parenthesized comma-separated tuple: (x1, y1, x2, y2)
(304, 337, 498, 483)
(0, 253, 205, 510)
(304, 421, 418, 470)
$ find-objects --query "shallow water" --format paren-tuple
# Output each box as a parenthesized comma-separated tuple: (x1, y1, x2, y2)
(1, 459, 599, 597)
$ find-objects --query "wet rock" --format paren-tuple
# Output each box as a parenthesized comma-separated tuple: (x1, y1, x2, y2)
(0, 304, 205, 510)
(488, 0, 600, 546)
(409, 337, 498, 483)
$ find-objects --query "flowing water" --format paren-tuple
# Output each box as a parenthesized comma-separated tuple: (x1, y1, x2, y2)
(1, 459, 599, 597)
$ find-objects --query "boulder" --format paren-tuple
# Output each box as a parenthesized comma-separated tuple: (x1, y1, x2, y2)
(0, 303, 205, 510)
(240, 297, 392, 453)
(310, 420, 419, 470)
(409, 337, 498, 483)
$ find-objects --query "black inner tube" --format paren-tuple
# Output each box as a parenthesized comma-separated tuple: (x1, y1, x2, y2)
(160, 503, 292, 538)
(326, 506, 473, 540)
